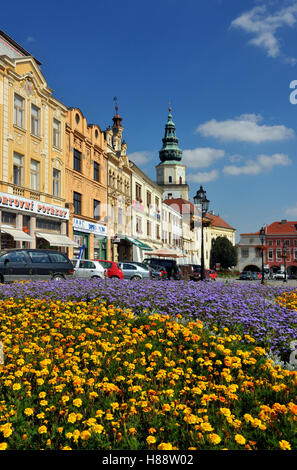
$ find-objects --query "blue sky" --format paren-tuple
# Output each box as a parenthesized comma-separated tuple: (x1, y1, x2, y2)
(2, 0, 297, 240)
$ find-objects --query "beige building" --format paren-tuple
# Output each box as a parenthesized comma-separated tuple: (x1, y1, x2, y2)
(0, 29, 75, 251)
(104, 103, 132, 261)
(129, 161, 163, 261)
(65, 107, 109, 260)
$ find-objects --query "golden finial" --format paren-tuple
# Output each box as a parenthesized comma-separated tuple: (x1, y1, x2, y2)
(168, 100, 172, 113)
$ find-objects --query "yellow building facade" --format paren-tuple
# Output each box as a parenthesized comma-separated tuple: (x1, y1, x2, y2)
(0, 31, 75, 251)
(65, 108, 109, 260)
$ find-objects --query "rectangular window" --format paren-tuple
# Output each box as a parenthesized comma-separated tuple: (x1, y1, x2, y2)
(14, 94, 25, 128)
(155, 196, 160, 209)
(276, 240, 281, 246)
(30, 159, 40, 190)
(268, 249, 273, 261)
(73, 149, 81, 172)
(276, 249, 282, 261)
(94, 161, 100, 182)
(156, 224, 160, 239)
(135, 183, 142, 202)
(147, 191, 151, 208)
(53, 119, 61, 148)
(31, 104, 40, 136)
(241, 248, 249, 258)
(93, 199, 100, 220)
(268, 240, 273, 246)
(147, 220, 151, 236)
(53, 169, 61, 197)
(73, 191, 82, 215)
(136, 216, 142, 233)
(285, 239, 290, 246)
(13, 152, 23, 186)
(294, 249, 297, 260)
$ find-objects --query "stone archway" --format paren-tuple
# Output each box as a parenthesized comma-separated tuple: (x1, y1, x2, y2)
(244, 264, 260, 272)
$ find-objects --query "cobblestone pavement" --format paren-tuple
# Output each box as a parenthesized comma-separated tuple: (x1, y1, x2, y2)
(216, 277, 297, 288)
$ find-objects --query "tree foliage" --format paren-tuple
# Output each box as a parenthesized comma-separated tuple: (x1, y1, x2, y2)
(210, 236, 237, 269)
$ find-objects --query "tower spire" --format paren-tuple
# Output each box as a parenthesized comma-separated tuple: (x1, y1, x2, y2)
(159, 105, 182, 163)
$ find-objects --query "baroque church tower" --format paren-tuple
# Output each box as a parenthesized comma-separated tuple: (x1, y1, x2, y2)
(156, 106, 189, 200)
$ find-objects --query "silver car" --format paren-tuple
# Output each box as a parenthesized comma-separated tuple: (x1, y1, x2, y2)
(71, 259, 105, 279)
(117, 262, 151, 280)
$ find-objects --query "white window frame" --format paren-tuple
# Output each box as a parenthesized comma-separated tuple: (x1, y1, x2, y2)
(31, 104, 40, 136)
(53, 119, 61, 148)
(30, 159, 40, 190)
(14, 94, 25, 128)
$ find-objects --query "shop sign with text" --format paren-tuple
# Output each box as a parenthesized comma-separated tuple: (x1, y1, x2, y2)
(0, 192, 69, 219)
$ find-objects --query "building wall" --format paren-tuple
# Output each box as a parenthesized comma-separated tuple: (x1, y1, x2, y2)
(130, 162, 163, 260)
(0, 53, 70, 249)
(65, 108, 109, 260)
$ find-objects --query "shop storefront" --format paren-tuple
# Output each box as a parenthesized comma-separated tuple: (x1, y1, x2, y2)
(72, 217, 108, 260)
(0, 191, 76, 251)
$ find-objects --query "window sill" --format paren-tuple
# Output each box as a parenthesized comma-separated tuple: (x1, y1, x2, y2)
(13, 124, 26, 133)
(30, 133, 42, 141)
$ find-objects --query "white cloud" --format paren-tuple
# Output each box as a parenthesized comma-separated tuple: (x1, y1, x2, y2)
(285, 204, 297, 217)
(26, 36, 35, 43)
(231, 3, 297, 62)
(197, 113, 295, 143)
(223, 153, 291, 176)
(128, 151, 152, 166)
(183, 147, 225, 168)
(188, 169, 219, 183)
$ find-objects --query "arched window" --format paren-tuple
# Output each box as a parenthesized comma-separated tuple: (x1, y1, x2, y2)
(179, 176, 182, 184)
(169, 176, 172, 183)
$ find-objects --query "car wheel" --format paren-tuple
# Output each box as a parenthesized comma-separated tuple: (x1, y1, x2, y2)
(131, 275, 141, 280)
(111, 276, 120, 279)
(53, 274, 64, 281)
(91, 275, 102, 279)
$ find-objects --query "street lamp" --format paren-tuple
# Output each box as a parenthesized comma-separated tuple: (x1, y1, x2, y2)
(259, 227, 265, 285)
(194, 186, 210, 281)
(282, 244, 288, 283)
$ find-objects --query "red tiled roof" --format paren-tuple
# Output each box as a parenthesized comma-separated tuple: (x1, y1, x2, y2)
(163, 198, 235, 230)
(163, 198, 195, 214)
(266, 221, 297, 235)
(205, 213, 235, 230)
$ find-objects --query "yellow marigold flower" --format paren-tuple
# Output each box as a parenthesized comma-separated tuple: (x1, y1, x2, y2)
(146, 436, 156, 445)
(80, 430, 91, 441)
(62, 446, 72, 450)
(38, 425, 47, 434)
(105, 413, 114, 421)
(0, 442, 8, 450)
(149, 428, 156, 434)
(12, 383, 21, 391)
(129, 427, 137, 435)
(68, 413, 77, 424)
(73, 398, 82, 408)
(220, 408, 231, 417)
(279, 440, 291, 450)
(39, 392, 46, 399)
(235, 434, 246, 445)
(1, 423, 12, 438)
(24, 408, 34, 416)
(158, 442, 173, 450)
(208, 433, 221, 445)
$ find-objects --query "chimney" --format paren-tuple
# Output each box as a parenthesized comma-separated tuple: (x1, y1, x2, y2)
(280, 219, 287, 224)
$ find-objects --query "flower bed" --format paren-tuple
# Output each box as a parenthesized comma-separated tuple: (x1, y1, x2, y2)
(0, 279, 296, 360)
(1, 297, 297, 450)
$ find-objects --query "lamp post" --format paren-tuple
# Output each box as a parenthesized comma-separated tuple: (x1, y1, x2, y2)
(282, 244, 288, 283)
(194, 186, 210, 281)
(259, 227, 265, 285)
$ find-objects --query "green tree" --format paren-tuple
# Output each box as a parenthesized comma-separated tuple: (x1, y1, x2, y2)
(210, 236, 237, 269)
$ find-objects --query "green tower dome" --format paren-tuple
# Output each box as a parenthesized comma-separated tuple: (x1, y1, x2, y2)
(159, 107, 182, 163)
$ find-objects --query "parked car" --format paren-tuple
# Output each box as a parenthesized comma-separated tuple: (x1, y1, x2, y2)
(289, 273, 297, 280)
(117, 262, 151, 280)
(71, 259, 105, 279)
(150, 264, 168, 280)
(0, 249, 74, 282)
(93, 259, 124, 279)
(189, 266, 210, 281)
(273, 271, 286, 280)
(206, 269, 217, 280)
(143, 258, 182, 280)
(239, 271, 253, 280)
(251, 272, 260, 280)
